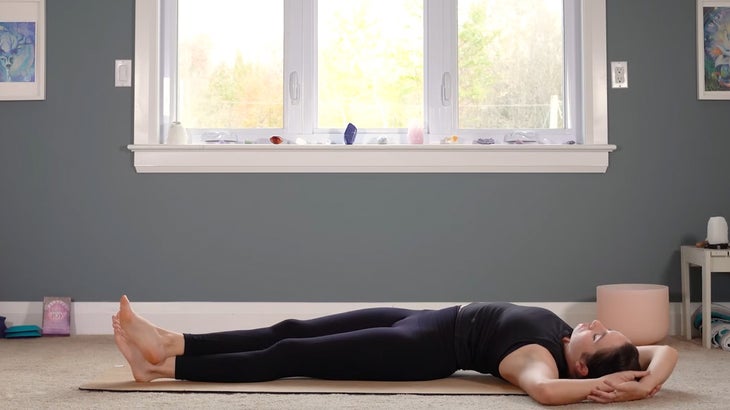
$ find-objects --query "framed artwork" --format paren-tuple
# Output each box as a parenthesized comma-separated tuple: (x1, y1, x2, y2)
(0, 0, 45, 100)
(698, 1, 730, 100)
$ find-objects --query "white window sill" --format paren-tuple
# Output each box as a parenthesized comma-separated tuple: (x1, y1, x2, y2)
(126, 144, 617, 173)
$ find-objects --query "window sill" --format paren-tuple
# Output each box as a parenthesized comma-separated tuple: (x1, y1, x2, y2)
(126, 144, 617, 173)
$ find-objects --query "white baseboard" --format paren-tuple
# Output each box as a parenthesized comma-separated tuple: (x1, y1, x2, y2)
(0, 301, 694, 336)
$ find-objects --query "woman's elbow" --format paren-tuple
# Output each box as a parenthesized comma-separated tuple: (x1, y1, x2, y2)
(665, 345, 679, 367)
(655, 345, 679, 366)
(529, 382, 561, 406)
(640, 344, 679, 371)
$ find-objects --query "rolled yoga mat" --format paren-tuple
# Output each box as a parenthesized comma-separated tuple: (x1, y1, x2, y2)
(692, 304, 730, 351)
(711, 320, 730, 351)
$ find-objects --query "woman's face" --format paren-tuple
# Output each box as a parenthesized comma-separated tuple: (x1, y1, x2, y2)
(564, 320, 631, 376)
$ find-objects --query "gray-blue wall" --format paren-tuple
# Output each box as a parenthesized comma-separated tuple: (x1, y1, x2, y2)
(1, 0, 728, 302)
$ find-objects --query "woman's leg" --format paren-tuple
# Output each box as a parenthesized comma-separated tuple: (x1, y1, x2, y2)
(115, 295, 458, 383)
(176, 307, 459, 383)
(184, 307, 419, 356)
(114, 295, 422, 379)
(116, 297, 414, 359)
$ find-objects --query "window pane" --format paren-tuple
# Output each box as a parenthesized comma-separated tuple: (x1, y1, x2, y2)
(458, 0, 564, 129)
(177, 0, 284, 129)
(318, 0, 423, 129)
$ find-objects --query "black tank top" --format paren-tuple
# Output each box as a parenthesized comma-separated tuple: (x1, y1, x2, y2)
(454, 302, 573, 379)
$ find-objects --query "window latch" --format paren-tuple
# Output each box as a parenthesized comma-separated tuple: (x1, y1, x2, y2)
(289, 71, 300, 105)
(441, 72, 452, 106)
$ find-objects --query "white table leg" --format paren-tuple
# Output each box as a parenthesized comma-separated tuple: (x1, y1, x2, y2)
(680, 256, 691, 340)
(702, 254, 712, 349)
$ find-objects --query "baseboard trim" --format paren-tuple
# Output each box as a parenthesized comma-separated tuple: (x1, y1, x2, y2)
(0, 301, 692, 336)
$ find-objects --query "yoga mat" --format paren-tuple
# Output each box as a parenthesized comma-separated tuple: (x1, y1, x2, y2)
(80, 365, 526, 395)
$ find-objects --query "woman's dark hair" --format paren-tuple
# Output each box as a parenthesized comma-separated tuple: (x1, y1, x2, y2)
(582, 343, 641, 379)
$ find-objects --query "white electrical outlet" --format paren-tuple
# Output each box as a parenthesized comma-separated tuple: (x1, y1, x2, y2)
(611, 61, 628, 88)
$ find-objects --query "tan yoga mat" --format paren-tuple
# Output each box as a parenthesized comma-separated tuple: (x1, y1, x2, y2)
(80, 365, 525, 395)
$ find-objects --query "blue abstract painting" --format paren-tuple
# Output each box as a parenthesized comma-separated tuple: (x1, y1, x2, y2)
(0, 22, 36, 82)
(703, 7, 730, 91)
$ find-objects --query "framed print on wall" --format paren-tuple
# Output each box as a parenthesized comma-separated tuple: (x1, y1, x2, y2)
(0, 0, 45, 100)
(698, 0, 730, 100)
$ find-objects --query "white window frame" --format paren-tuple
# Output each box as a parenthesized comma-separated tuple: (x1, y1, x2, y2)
(128, 0, 615, 173)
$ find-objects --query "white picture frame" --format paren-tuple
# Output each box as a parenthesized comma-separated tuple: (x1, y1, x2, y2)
(0, 0, 45, 100)
(697, 0, 730, 100)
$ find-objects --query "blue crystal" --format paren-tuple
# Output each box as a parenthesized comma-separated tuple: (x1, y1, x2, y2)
(344, 123, 358, 145)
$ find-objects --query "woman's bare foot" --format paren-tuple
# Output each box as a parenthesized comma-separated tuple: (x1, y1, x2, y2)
(116, 295, 183, 364)
(113, 326, 163, 382)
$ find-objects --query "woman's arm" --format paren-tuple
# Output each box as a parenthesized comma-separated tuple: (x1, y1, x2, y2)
(498, 344, 648, 405)
(636, 345, 678, 388)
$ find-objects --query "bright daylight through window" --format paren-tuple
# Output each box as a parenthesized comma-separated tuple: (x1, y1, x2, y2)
(318, 0, 423, 131)
(457, 0, 564, 131)
(175, 1, 284, 131)
(130, 0, 614, 173)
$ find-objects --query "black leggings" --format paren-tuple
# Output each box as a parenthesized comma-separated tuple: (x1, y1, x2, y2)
(175, 306, 460, 382)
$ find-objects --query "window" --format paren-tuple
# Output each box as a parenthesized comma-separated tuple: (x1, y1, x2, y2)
(130, 0, 615, 173)
(317, 0, 424, 130)
(174, 1, 284, 130)
(457, 0, 566, 131)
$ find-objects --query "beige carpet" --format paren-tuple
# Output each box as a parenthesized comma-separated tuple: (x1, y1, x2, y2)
(80, 365, 524, 395)
(2, 335, 730, 409)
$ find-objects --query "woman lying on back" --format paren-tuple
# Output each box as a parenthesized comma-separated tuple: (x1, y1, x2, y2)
(112, 296, 677, 405)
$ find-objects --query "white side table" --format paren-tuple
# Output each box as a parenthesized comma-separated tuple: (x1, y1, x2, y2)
(680, 245, 730, 348)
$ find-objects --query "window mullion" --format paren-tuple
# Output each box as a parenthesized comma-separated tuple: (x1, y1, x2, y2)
(302, 0, 316, 135)
(161, 0, 179, 143)
(425, 0, 456, 138)
(564, 0, 581, 139)
(284, 0, 309, 135)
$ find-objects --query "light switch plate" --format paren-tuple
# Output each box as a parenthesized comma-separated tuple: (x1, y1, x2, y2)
(115, 59, 132, 87)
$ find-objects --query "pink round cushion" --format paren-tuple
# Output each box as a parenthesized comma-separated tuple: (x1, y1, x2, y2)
(596, 284, 669, 345)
